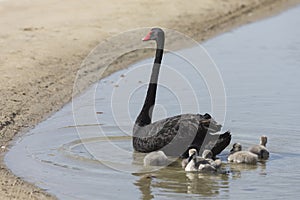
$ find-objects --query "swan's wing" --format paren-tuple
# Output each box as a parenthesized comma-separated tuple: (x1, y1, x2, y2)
(133, 114, 202, 154)
(133, 113, 227, 157)
(134, 115, 199, 156)
(210, 131, 231, 157)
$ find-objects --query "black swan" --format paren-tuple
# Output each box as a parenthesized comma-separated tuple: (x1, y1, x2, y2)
(133, 28, 231, 158)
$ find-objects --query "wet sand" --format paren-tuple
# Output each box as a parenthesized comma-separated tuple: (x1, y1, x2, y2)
(0, 0, 299, 199)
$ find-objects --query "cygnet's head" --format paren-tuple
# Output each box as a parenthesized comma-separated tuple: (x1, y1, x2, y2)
(230, 143, 242, 153)
(186, 148, 198, 164)
(202, 150, 213, 159)
(260, 136, 268, 147)
(188, 148, 198, 157)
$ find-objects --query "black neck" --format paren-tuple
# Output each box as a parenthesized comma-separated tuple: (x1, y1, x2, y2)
(135, 36, 164, 127)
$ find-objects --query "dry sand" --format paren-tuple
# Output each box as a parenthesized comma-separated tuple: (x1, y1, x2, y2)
(0, 0, 299, 199)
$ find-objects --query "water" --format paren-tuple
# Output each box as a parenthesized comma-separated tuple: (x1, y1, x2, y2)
(5, 5, 300, 200)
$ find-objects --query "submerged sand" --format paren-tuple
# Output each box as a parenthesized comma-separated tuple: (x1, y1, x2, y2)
(0, 0, 299, 199)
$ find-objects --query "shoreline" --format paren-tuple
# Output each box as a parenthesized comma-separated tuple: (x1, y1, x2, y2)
(1, 0, 300, 199)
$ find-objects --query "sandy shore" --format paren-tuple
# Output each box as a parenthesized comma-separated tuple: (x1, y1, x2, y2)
(0, 0, 299, 199)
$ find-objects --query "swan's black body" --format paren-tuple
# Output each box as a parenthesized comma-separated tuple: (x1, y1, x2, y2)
(133, 28, 231, 158)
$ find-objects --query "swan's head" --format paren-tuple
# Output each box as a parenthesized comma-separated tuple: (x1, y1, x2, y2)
(260, 136, 268, 147)
(200, 113, 222, 133)
(142, 28, 165, 41)
(230, 143, 242, 153)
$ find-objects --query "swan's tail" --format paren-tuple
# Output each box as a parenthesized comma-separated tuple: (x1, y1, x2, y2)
(211, 131, 231, 157)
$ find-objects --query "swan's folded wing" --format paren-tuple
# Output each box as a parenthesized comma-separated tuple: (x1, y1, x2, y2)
(133, 114, 201, 155)
(133, 113, 226, 156)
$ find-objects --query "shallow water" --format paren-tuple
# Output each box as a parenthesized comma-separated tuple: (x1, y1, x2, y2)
(6, 5, 300, 200)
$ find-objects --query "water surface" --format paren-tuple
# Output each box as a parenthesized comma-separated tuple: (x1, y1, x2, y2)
(5, 5, 300, 200)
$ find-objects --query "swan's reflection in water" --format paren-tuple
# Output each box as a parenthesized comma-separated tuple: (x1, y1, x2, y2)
(229, 161, 267, 179)
(133, 164, 230, 199)
(185, 173, 229, 196)
(134, 174, 155, 200)
(132, 155, 268, 200)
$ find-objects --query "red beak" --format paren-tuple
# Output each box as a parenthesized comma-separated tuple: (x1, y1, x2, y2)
(142, 31, 152, 41)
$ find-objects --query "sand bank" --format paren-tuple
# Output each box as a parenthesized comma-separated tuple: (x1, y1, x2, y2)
(0, 0, 299, 199)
